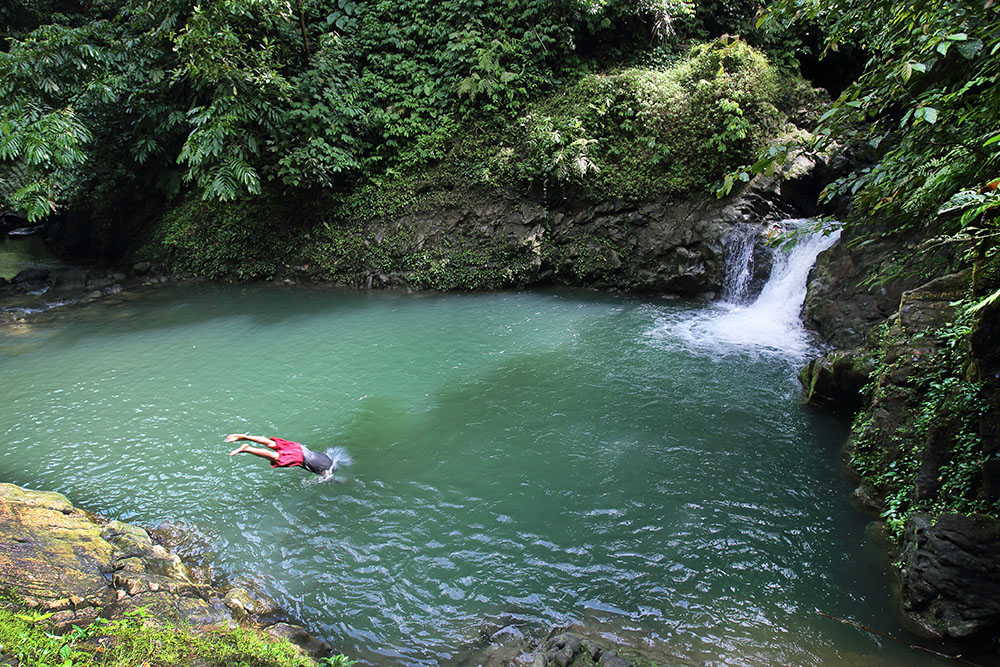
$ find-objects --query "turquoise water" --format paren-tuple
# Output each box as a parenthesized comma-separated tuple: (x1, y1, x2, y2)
(0, 285, 954, 665)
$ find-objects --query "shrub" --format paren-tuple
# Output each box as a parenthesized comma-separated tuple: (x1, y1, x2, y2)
(486, 37, 781, 200)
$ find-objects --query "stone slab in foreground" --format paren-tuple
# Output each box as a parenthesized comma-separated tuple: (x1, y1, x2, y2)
(0, 482, 328, 657)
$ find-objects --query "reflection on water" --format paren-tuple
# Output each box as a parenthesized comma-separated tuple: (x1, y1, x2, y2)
(0, 285, 958, 665)
(0, 234, 64, 279)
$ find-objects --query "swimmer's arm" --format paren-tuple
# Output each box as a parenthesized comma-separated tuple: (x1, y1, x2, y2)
(225, 433, 276, 448)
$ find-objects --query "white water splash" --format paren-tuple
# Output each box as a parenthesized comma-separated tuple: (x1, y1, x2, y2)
(647, 220, 841, 358)
(306, 446, 354, 485)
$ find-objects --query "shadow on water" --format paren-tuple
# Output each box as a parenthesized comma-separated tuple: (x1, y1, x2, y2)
(3, 283, 463, 357)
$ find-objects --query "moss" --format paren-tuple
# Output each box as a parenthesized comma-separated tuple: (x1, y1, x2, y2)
(543, 235, 634, 287)
(848, 314, 997, 542)
(139, 194, 314, 281)
(307, 220, 542, 290)
(491, 37, 780, 200)
(0, 599, 336, 667)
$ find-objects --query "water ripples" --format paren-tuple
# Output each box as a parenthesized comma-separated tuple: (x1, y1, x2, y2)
(0, 286, 938, 665)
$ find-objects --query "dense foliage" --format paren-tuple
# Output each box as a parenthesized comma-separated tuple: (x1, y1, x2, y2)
(494, 38, 780, 198)
(140, 38, 782, 285)
(1, 0, 703, 224)
(732, 0, 999, 295)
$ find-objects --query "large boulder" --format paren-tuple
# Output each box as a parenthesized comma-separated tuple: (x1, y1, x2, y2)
(798, 347, 872, 413)
(0, 482, 326, 653)
(803, 238, 907, 348)
(0, 484, 114, 619)
(899, 513, 1000, 638)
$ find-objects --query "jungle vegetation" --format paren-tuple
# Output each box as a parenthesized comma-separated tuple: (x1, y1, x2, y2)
(0, 0, 827, 231)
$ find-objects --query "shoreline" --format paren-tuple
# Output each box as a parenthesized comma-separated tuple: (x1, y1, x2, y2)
(0, 481, 333, 660)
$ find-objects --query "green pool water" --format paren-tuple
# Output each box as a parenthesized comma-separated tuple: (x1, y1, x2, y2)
(0, 284, 956, 665)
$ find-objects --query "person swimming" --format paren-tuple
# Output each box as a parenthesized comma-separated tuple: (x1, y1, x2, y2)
(226, 433, 336, 475)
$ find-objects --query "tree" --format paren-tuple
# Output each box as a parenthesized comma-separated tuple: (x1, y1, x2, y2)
(724, 0, 1000, 280)
(1, 0, 698, 222)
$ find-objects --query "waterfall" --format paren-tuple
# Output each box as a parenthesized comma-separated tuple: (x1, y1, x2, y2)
(746, 221, 840, 332)
(720, 224, 764, 304)
(648, 219, 841, 358)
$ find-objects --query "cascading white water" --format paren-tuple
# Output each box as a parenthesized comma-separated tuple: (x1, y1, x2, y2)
(719, 224, 764, 303)
(648, 219, 841, 358)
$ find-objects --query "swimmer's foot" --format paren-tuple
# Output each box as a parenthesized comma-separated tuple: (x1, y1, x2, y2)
(229, 444, 250, 456)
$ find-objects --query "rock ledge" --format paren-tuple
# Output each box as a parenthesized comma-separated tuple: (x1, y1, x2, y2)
(0, 482, 329, 658)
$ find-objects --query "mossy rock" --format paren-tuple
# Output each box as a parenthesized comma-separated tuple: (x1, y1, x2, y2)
(0, 483, 114, 610)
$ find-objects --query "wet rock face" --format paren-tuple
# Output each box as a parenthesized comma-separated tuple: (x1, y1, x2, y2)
(801, 269, 972, 417)
(12, 267, 51, 284)
(899, 513, 1000, 638)
(805, 267, 1000, 641)
(802, 235, 916, 348)
(318, 152, 823, 295)
(797, 347, 872, 414)
(0, 483, 327, 658)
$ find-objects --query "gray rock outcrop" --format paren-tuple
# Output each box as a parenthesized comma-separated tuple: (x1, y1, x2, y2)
(899, 513, 1000, 638)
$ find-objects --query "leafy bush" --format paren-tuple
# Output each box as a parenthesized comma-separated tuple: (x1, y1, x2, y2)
(488, 37, 780, 199)
(142, 195, 308, 280)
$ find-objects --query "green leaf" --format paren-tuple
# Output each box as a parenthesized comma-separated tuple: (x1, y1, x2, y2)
(967, 287, 1000, 314)
(914, 106, 939, 124)
(956, 39, 983, 59)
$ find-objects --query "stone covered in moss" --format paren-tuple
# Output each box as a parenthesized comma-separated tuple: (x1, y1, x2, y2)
(0, 484, 113, 614)
(0, 482, 328, 658)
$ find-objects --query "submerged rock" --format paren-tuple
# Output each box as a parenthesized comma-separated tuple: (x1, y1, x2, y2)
(453, 620, 698, 667)
(264, 622, 332, 659)
(12, 267, 51, 284)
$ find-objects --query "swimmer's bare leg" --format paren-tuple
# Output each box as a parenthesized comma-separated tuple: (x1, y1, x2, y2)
(229, 444, 280, 463)
(226, 433, 277, 447)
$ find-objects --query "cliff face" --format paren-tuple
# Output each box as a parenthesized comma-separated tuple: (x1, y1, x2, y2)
(800, 238, 1000, 641)
(0, 483, 328, 657)
(142, 153, 826, 296)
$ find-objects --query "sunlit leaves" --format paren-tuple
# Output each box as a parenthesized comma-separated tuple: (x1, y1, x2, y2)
(913, 106, 939, 125)
(732, 0, 1000, 271)
(2, 0, 713, 219)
